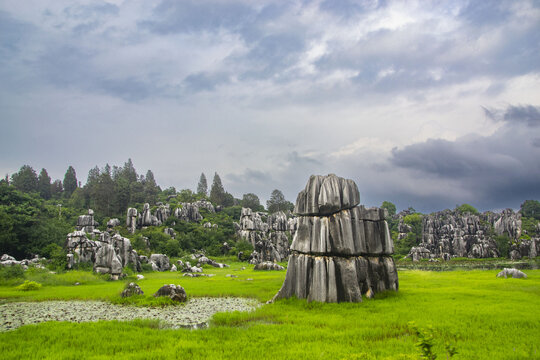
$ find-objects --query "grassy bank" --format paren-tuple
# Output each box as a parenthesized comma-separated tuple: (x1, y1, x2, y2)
(1, 266, 539, 359)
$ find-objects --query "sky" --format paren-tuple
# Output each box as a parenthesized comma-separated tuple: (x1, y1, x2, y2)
(1, 0, 539, 213)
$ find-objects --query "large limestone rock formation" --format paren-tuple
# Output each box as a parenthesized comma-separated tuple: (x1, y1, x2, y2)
(274, 174, 398, 303)
(65, 230, 141, 274)
(174, 203, 203, 223)
(236, 208, 292, 264)
(403, 208, 524, 261)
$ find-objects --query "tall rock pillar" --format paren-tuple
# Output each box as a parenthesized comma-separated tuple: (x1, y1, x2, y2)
(274, 174, 398, 302)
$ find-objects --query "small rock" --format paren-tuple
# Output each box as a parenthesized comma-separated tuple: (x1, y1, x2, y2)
(153, 284, 187, 302)
(121, 283, 144, 298)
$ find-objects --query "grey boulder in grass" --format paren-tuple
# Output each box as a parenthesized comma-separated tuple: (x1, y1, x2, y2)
(154, 284, 187, 302)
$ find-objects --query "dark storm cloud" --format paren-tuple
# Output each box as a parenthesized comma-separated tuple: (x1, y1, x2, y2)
(389, 104, 540, 210)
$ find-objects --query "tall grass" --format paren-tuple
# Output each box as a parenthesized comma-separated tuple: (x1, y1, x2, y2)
(0, 266, 539, 359)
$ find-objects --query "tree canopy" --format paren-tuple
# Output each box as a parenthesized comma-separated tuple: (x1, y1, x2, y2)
(63, 166, 78, 197)
(197, 173, 208, 196)
(267, 189, 294, 213)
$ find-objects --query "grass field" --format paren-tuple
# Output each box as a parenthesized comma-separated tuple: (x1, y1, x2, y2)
(1, 263, 539, 359)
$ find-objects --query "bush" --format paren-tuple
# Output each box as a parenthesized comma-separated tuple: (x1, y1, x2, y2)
(0, 265, 25, 285)
(495, 235, 510, 258)
(456, 203, 479, 215)
(17, 280, 42, 291)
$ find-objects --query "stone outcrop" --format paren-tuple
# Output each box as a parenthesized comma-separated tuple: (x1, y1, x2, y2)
(196, 256, 229, 268)
(254, 261, 285, 271)
(402, 208, 525, 261)
(237, 208, 292, 264)
(138, 203, 161, 227)
(155, 203, 170, 224)
(77, 209, 99, 233)
(274, 174, 398, 303)
(121, 282, 144, 297)
(107, 218, 120, 229)
(94, 244, 123, 279)
(153, 284, 187, 302)
(509, 238, 539, 260)
(126, 208, 138, 234)
(65, 230, 141, 274)
(174, 203, 203, 223)
(149, 254, 170, 272)
(1, 254, 44, 270)
(497, 268, 527, 279)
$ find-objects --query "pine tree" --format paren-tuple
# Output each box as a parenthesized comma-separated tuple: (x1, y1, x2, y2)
(63, 166, 78, 197)
(143, 170, 159, 204)
(197, 173, 208, 196)
(11, 165, 38, 193)
(51, 180, 63, 198)
(38, 168, 52, 199)
(209, 172, 225, 206)
(267, 189, 293, 213)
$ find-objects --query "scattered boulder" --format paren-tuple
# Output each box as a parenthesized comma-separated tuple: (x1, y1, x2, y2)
(196, 256, 229, 268)
(274, 174, 398, 303)
(153, 284, 187, 302)
(136, 274, 144, 280)
(254, 262, 285, 271)
(121, 282, 144, 297)
(170, 264, 177, 272)
(497, 268, 527, 279)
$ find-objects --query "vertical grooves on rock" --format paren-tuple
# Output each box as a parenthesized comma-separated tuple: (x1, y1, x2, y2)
(274, 174, 398, 303)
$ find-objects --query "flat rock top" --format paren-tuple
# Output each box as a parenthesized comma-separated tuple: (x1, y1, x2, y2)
(0, 297, 259, 331)
(295, 174, 360, 216)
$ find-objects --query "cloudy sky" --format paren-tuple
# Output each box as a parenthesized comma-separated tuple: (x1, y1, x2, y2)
(1, 0, 539, 213)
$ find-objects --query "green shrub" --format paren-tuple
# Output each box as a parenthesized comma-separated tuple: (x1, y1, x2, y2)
(455, 203, 479, 215)
(16, 280, 42, 291)
(0, 264, 25, 282)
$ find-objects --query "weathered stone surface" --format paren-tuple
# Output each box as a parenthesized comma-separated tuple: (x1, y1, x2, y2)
(174, 203, 203, 223)
(153, 284, 187, 302)
(1, 254, 16, 262)
(407, 246, 431, 262)
(397, 208, 517, 260)
(509, 238, 539, 260)
(254, 261, 285, 271)
(237, 207, 292, 264)
(290, 207, 392, 256)
(164, 228, 176, 238)
(121, 282, 144, 297)
(77, 209, 99, 233)
(149, 254, 170, 272)
(107, 218, 120, 229)
(94, 244, 122, 276)
(196, 256, 229, 268)
(497, 268, 527, 279)
(126, 208, 138, 234)
(155, 204, 170, 224)
(275, 174, 397, 303)
(294, 174, 360, 216)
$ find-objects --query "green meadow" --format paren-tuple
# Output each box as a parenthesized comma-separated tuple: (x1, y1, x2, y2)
(1, 263, 539, 359)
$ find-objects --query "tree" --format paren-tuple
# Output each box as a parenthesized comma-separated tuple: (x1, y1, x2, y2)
(520, 200, 540, 220)
(210, 172, 226, 206)
(50, 180, 63, 198)
(38, 168, 51, 199)
(143, 170, 159, 204)
(267, 189, 294, 213)
(381, 201, 396, 217)
(455, 203, 479, 215)
(197, 173, 208, 196)
(242, 193, 263, 211)
(11, 165, 38, 193)
(63, 166, 78, 197)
